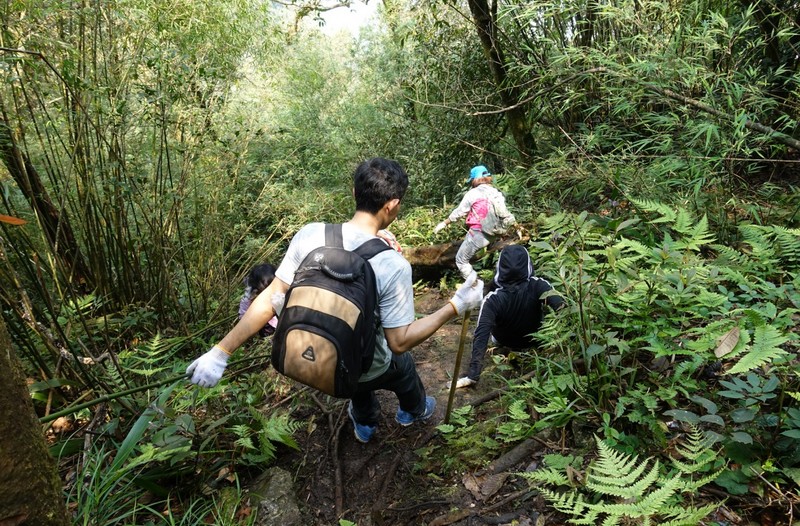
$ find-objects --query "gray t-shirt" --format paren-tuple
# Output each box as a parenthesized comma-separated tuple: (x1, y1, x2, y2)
(275, 222, 415, 381)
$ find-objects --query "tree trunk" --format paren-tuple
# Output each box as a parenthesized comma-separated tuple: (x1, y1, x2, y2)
(0, 316, 70, 525)
(466, 0, 537, 161)
(403, 233, 526, 280)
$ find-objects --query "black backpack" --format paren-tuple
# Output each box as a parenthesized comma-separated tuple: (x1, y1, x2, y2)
(271, 224, 391, 398)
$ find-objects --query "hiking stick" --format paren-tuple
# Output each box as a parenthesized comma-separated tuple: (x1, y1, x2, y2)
(444, 309, 471, 424)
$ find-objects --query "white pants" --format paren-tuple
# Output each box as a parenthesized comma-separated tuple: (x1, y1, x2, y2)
(455, 229, 491, 279)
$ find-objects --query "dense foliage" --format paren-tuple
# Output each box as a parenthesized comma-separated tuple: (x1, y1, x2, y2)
(0, 0, 798, 523)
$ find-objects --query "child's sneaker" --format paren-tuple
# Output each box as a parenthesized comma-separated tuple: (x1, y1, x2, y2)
(347, 402, 375, 443)
(395, 396, 436, 427)
(456, 377, 477, 388)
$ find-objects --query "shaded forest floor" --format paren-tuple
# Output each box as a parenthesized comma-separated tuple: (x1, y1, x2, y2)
(251, 286, 784, 526)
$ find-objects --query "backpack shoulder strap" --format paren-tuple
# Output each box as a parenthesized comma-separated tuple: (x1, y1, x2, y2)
(326, 223, 391, 260)
(354, 237, 392, 261)
(325, 223, 344, 248)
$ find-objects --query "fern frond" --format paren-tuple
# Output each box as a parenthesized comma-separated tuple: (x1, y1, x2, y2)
(103, 361, 126, 390)
(590, 437, 648, 482)
(234, 436, 255, 450)
(520, 468, 570, 487)
(675, 214, 715, 251)
(677, 468, 725, 492)
(739, 225, 780, 269)
(597, 475, 681, 517)
(540, 488, 588, 515)
(508, 399, 529, 420)
(669, 426, 724, 491)
(673, 207, 694, 235)
(769, 225, 800, 267)
(728, 324, 790, 374)
(599, 514, 621, 526)
(587, 460, 660, 498)
(615, 238, 652, 257)
(711, 243, 751, 268)
(659, 503, 720, 526)
(630, 198, 677, 224)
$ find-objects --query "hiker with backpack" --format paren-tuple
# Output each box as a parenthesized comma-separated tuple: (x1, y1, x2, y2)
(455, 245, 565, 388)
(433, 165, 516, 280)
(186, 157, 484, 443)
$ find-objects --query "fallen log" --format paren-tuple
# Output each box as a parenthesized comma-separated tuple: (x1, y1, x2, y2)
(403, 233, 529, 280)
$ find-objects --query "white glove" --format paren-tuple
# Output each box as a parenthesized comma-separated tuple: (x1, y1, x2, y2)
(186, 346, 229, 388)
(449, 272, 484, 315)
(433, 221, 448, 234)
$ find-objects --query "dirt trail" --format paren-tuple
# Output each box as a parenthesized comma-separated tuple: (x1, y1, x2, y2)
(271, 288, 545, 526)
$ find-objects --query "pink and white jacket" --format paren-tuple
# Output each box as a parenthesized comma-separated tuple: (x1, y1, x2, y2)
(447, 184, 513, 232)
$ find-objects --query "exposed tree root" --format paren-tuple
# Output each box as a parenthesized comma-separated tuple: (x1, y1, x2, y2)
(370, 426, 439, 523)
(308, 393, 345, 517)
(427, 489, 536, 526)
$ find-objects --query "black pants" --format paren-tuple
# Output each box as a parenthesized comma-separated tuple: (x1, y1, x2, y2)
(349, 352, 426, 426)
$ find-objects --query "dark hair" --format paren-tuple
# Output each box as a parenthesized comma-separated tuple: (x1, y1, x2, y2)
(245, 263, 276, 295)
(352, 158, 409, 214)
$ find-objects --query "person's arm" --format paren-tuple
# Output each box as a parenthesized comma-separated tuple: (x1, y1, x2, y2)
(384, 304, 458, 354)
(384, 273, 483, 354)
(219, 278, 289, 352)
(538, 280, 565, 312)
(435, 193, 474, 233)
(447, 192, 474, 223)
(186, 277, 289, 387)
(493, 192, 516, 226)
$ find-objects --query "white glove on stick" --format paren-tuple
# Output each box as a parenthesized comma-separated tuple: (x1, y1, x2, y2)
(449, 272, 484, 315)
(433, 221, 448, 234)
(186, 345, 230, 388)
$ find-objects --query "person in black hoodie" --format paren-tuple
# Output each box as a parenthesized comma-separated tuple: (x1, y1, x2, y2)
(456, 244, 565, 388)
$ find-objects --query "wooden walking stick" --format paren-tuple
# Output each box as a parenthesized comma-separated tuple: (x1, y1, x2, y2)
(444, 309, 471, 424)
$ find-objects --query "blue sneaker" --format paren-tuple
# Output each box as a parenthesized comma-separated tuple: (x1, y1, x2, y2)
(347, 402, 375, 443)
(395, 396, 436, 427)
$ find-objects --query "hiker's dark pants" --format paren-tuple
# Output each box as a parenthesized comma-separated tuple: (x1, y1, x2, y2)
(350, 352, 426, 426)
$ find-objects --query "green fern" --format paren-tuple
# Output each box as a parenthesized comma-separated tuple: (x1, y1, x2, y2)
(768, 225, 800, 267)
(630, 198, 677, 224)
(521, 435, 721, 525)
(741, 224, 800, 270)
(230, 409, 300, 466)
(727, 324, 790, 374)
(528, 467, 571, 486)
(587, 438, 659, 499)
(669, 426, 725, 492)
(711, 243, 751, 269)
(673, 207, 695, 235)
(738, 224, 780, 272)
(674, 214, 715, 251)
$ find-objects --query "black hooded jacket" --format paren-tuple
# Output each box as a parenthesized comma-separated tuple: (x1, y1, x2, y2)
(468, 245, 564, 380)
